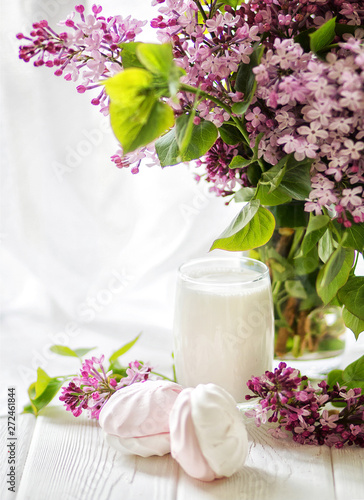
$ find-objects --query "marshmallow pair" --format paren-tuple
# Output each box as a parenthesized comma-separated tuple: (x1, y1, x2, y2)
(99, 380, 249, 481)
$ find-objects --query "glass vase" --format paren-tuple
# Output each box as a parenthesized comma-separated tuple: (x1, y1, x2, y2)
(252, 226, 346, 379)
(172, 256, 275, 402)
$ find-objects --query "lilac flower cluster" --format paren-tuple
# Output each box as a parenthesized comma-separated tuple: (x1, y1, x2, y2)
(151, 1, 364, 221)
(59, 355, 152, 419)
(17, 4, 145, 114)
(244, 0, 364, 46)
(195, 139, 248, 196)
(111, 0, 261, 171)
(153, 1, 260, 126)
(246, 362, 364, 448)
(16, 1, 364, 221)
(248, 37, 364, 225)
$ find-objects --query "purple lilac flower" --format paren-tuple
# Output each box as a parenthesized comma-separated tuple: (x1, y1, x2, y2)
(249, 37, 364, 224)
(195, 139, 249, 196)
(246, 362, 364, 448)
(17, 4, 146, 114)
(243, 0, 364, 47)
(59, 355, 152, 419)
(151, 0, 260, 127)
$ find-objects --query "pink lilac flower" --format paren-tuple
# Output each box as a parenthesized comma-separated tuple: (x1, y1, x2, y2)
(18, 5, 146, 113)
(246, 107, 266, 128)
(246, 363, 364, 448)
(111, 144, 160, 173)
(59, 355, 152, 419)
(151, 0, 260, 128)
(248, 37, 364, 223)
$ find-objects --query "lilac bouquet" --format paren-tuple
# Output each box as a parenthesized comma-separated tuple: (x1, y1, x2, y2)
(18, 1, 364, 355)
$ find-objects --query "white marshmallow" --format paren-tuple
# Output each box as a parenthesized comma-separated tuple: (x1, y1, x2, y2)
(170, 383, 249, 481)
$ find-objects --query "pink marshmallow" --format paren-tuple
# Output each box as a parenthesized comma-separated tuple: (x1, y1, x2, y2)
(99, 379, 183, 457)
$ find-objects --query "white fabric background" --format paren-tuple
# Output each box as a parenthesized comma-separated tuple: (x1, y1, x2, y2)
(1, 0, 363, 413)
(0, 0, 240, 411)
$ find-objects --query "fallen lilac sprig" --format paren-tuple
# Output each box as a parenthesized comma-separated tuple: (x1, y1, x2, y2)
(59, 356, 152, 419)
(245, 362, 364, 448)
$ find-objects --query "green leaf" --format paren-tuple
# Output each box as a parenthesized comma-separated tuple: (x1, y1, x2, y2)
(22, 404, 36, 415)
(219, 123, 244, 145)
(317, 247, 355, 304)
(177, 116, 218, 161)
(342, 223, 364, 252)
(50, 345, 78, 357)
(247, 162, 262, 185)
(136, 43, 173, 77)
(338, 277, 364, 321)
(120, 42, 145, 69)
(155, 129, 177, 166)
(318, 228, 335, 263)
(306, 214, 331, 234)
(342, 307, 364, 339)
(269, 202, 309, 228)
(234, 187, 256, 202)
(49, 345, 95, 359)
(73, 347, 97, 358)
(259, 155, 289, 192)
(320, 246, 347, 288)
(109, 333, 142, 363)
(255, 184, 292, 206)
(110, 98, 175, 154)
(175, 112, 195, 154)
(300, 215, 330, 256)
(135, 43, 185, 99)
(309, 17, 336, 53)
(210, 201, 275, 251)
(104, 67, 175, 153)
(342, 355, 364, 387)
(285, 280, 307, 300)
(35, 367, 51, 398)
(104, 67, 153, 105)
(229, 155, 253, 169)
(31, 379, 65, 414)
(155, 116, 218, 166)
(107, 359, 128, 377)
(294, 245, 319, 276)
(278, 156, 312, 200)
(233, 43, 264, 114)
(28, 368, 67, 415)
(327, 369, 344, 389)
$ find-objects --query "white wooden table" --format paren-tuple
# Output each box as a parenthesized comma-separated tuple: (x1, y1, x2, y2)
(1, 406, 363, 500)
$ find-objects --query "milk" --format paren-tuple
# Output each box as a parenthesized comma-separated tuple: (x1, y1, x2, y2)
(173, 263, 274, 402)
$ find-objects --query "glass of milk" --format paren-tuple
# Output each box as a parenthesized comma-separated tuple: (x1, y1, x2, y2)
(173, 256, 274, 402)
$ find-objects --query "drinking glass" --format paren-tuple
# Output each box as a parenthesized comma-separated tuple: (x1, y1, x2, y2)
(173, 256, 274, 402)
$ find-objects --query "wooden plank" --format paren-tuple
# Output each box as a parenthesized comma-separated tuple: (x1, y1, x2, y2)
(0, 414, 36, 500)
(16, 406, 178, 500)
(331, 447, 364, 500)
(176, 420, 336, 500)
